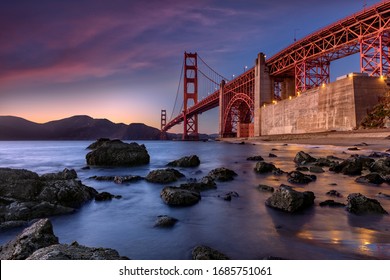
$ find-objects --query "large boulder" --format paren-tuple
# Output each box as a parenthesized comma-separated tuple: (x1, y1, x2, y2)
(329, 157, 372, 176)
(192, 245, 229, 260)
(27, 241, 128, 260)
(0, 219, 58, 260)
(154, 215, 178, 228)
(146, 168, 185, 184)
(86, 139, 150, 166)
(0, 168, 97, 225)
(167, 155, 200, 167)
(355, 173, 385, 185)
(346, 193, 388, 215)
(294, 151, 316, 165)
(160, 186, 201, 206)
(265, 185, 315, 213)
(86, 138, 111, 150)
(207, 167, 237, 181)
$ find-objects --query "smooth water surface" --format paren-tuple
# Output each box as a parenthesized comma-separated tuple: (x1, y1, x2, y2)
(0, 140, 389, 259)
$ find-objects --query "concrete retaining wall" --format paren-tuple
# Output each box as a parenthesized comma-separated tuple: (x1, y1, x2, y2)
(259, 75, 387, 135)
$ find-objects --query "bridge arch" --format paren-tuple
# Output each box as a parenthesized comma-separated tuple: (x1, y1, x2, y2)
(222, 92, 254, 137)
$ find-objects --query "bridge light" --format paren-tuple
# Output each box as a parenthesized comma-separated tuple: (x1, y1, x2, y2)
(289, 96, 292, 100)
(380, 75, 386, 80)
(272, 100, 277, 105)
(322, 82, 326, 88)
(297, 91, 301, 96)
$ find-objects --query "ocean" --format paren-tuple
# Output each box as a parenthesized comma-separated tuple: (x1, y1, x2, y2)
(0, 140, 389, 259)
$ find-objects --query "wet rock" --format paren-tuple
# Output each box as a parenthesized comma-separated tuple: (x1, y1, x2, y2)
(167, 155, 200, 167)
(265, 185, 315, 213)
(287, 171, 316, 184)
(86, 138, 111, 150)
(86, 139, 150, 166)
(257, 184, 274, 192)
(95, 192, 118, 201)
(81, 166, 90, 170)
(269, 153, 278, 158)
(368, 152, 390, 158)
(347, 147, 360, 151)
(315, 157, 339, 167)
(254, 162, 276, 173)
(272, 168, 286, 175)
(370, 158, 390, 176)
(208, 167, 237, 181)
(146, 168, 185, 184)
(192, 245, 229, 260)
(355, 173, 385, 185)
(326, 190, 342, 197)
(114, 175, 143, 184)
(346, 193, 388, 215)
(309, 166, 325, 173)
(0, 168, 97, 225)
(0, 219, 59, 260)
(377, 192, 390, 199)
(247, 155, 264, 161)
(154, 215, 178, 227)
(160, 187, 201, 207)
(296, 166, 309, 172)
(219, 191, 239, 201)
(293, 151, 316, 165)
(27, 241, 128, 260)
(319, 200, 346, 207)
(180, 176, 217, 192)
(355, 142, 369, 147)
(329, 156, 373, 176)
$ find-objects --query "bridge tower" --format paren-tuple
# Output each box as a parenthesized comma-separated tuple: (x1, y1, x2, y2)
(160, 109, 167, 140)
(183, 52, 199, 140)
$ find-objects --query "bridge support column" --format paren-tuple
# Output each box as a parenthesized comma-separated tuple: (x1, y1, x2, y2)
(183, 52, 199, 140)
(218, 80, 226, 138)
(254, 52, 273, 137)
(360, 32, 390, 77)
(281, 77, 295, 99)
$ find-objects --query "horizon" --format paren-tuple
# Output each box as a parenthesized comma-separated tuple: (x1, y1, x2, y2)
(0, 0, 381, 134)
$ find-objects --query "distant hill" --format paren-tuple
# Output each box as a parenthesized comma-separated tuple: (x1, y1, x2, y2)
(0, 115, 173, 140)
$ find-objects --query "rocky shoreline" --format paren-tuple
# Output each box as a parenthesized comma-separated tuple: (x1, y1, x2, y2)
(1, 138, 390, 259)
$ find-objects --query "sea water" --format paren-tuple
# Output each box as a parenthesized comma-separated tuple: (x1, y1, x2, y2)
(0, 140, 389, 260)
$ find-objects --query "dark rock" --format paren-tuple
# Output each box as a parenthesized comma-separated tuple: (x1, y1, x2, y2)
(180, 176, 216, 192)
(319, 200, 346, 207)
(208, 167, 237, 181)
(355, 142, 369, 147)
(160, 187, 201, 206)
(315, 157, 339, 167)
(271, 148, 278, 151)
(154, 215, 178, 227)
(329, 157, 373, 176)
(347, 147, 360, 151)
(265, 185, 315, 213)
(247, 155, 264, 161)
(192, 245, 229, 260)
(219, 191, 239, 201)
(370, 158, 390, 176)
(269, 153, 278, 158)
(114, 175, 143, 184)
(368, 152, 390, 158)
(0, 219, 58, 260)
(272, 168, 286, 175)
(254, 162, 276, 173)
(86, 138, 111, 150)
(346, 193, 388, 215)
(257, 184, 274, 192)
(309, 166, 325, 173)
(0, 168, 97, 225)
(355, 173, 385, 185)
(146, 168, 185, 184)
(81, 166, 90, 170)
(287, 171, 316, 184)
(377, 192, 390, 200)
(167, 155, 200, 167)
(296, 166, 309, 171)
(326, 190, 342, 197)
(293, 151, 316, 165)
(86, 140, 150, 166)
(238, 141, 245, 145)
(27, 241, 128, 260)
(95, 192, 116, 201)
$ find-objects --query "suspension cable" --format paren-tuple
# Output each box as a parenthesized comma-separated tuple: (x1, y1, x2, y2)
(169, 59, 184, 122)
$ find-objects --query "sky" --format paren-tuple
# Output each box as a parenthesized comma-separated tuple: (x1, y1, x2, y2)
(0, 0, 383, 133)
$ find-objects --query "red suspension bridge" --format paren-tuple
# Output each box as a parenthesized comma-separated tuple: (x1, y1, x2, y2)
(161, 1, 390, 140)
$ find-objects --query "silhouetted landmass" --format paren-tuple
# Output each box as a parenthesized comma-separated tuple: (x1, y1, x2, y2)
(0, 115, 175, 140)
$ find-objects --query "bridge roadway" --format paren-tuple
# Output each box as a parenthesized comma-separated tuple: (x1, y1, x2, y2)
(163, 1, 390, 135)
